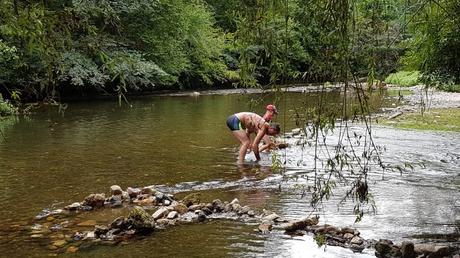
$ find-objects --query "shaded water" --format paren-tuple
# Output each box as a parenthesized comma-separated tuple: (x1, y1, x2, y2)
(0, 90, 458, 257)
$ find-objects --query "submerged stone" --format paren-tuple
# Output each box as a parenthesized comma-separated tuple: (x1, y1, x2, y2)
(77, 220, 96, 227)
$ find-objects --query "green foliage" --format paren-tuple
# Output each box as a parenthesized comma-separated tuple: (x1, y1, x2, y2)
(385, 71, 420, 86)
(57, 51, 108, 88)
(0, 94, 17, 116)
(0, 0, 230, 100)
(402, 0, 460, 87)
(0, 0, 458, 99)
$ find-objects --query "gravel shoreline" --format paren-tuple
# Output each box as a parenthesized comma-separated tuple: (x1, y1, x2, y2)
(397, 85, 460, 110)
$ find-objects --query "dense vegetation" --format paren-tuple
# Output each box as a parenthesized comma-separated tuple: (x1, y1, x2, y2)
(0, 0, 459, 103)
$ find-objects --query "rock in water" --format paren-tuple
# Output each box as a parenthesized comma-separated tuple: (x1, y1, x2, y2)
(83, 193, 106, 208)
(258, 222, 272, 233)
(284, 217, 319, 232)
(110, 185, 123, 196)
(401, 241, 415, 258)
(181, 193, 200, 207)
(126, 206, 155, 233)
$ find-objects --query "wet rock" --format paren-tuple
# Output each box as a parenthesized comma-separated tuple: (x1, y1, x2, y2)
(154, 192, 164, 201)
(64, 202, 81, 211)
(247, 210, 256, 217)
(374, 239, 402, 257)
(35, 209, 53, 220)
(50, 224, 63, 231)
(110, 185, 123, 196)
(141, 186, 156, 195)
(195, 210, 206, 222)
(152, 207, 169, 220)
(258, 222, 273, 233)
(232, 203, 242, 213)
(350, 243, 365, 253)
(188, 204, 203, 211)
(126, 206, 155, 233)
(181, 193, 200, 207)
(414, 243, 452, 258)
(156, 218, 175, 227)
(82, 231, 95, 240)
(201, 207, 213, 216)
(52, 239, 67, 248)
(72, 232, 85, 241)
(166, 211, 178, 219)
(133, 196, 156, 206)
(66, 246, 78, 253)
(110, 217, 125, 229)
(83, 194, 106, 208)
(105, 195, 123, 208)
(314, 225, 339, 235)
(48, 245, 58, 251)
(375, 239, 395, 257)
(94, 225, 109, 237)
(238, 206, 251, 215)
(212, 199, 223, 212)
(350, 236, 364, 245)
(80, 205, 93, 211)
(284, 217, 319, 232)
(179, 212, 198, 222)
(401, 241, 416, 258)
(173, 203, 188, 215)
(127, 187, 141, 198)
(343, 233, 354, 240)
(262, 213, 280, 222)
(77, 220, 96, 227)
(121, 191, 130, 200)
(341, 227, 358, 235)
(31, 224, 43, 230)
(223, 203, 233, 212)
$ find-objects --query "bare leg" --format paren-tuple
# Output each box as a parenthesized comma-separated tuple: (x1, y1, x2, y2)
(232, 130, 251, 164)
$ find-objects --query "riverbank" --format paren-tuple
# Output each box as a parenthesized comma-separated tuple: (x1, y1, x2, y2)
(380, 86, 460, 132)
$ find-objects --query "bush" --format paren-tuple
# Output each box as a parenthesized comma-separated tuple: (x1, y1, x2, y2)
(385, 71, 420, 86)
(0, 95, 18, 116)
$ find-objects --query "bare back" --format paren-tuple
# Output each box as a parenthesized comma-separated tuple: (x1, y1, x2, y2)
(235, 112, 267, 133)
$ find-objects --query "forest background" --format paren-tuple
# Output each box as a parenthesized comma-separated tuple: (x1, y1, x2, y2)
(0, 0, 459, 108)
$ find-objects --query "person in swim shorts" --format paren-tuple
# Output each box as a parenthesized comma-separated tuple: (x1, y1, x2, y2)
(226, 112, 280, 164)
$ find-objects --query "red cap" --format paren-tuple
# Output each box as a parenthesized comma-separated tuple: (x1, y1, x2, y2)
(266, 104, 278, 114)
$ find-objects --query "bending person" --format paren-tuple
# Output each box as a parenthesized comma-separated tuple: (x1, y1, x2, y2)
(260, 104, 278, 152)
(226, 112, 280, 164)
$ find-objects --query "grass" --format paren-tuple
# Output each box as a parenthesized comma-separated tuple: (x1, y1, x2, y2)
(385, 71, 420, 87)
(437, 84, 460, 93)
(381, 108, 460, 132)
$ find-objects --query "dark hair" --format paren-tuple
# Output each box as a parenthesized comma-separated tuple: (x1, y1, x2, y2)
(268, 123, 281, 134)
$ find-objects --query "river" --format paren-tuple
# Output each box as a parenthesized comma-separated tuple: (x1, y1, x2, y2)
(0, 89, 458, 257)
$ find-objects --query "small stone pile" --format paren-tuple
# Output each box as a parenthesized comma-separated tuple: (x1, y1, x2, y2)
(32, 185, 459, 257)
(372, 239, 458, 258)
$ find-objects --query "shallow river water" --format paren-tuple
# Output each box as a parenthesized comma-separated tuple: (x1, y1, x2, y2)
(0, 90, 458, 257)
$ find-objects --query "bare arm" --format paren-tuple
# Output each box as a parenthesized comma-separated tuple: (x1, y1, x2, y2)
(259, 135, 273, 152)
(251, 125, 267, 161)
